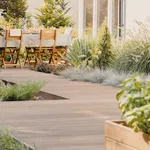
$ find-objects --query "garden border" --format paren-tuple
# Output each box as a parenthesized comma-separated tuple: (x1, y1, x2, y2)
(13, 135, 35, 150)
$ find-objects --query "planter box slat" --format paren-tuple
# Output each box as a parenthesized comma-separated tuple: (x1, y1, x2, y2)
(105, 121, 150, 150)
(106, 138, 137, 150)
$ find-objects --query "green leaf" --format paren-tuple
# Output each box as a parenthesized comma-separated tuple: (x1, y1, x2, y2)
(116, 90, 124, 100)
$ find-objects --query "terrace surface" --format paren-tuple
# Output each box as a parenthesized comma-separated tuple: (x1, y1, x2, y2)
(0, 69, 120, 150)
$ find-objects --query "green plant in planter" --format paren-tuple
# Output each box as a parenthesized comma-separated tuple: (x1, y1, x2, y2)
(117, 75, 150, 134)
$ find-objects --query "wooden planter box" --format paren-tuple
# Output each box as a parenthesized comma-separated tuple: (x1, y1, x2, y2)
(105, 121, 150, 150)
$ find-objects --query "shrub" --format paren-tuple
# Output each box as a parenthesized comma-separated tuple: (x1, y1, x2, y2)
(117, 75, 150, 134)
(97, 18, 115, 69)
(36, 0, 74, 28)
(114, 20, 150, 74)
(0, 81, 44, 101)
(37, 62, 53, 74)
(65, 38, 101, 69)
(113, 40, 150, 73)
(52, 64, 71, 75)
(60, 67, 88, 81)
(59, 67, 131, 87)
(1, 0, 28, 28)
(0, 18, 13, 30)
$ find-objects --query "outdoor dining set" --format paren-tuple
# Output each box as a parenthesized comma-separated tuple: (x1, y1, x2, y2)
(0, 28, 73, 68)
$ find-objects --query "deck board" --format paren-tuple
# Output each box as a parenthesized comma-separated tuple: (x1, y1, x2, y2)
(0, 69, 120, 150)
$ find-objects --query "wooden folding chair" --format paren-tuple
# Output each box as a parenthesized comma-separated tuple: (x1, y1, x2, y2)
(53, 28, 73, 65)
(0, 29, 23, 69)
(24, 29, 56, 68)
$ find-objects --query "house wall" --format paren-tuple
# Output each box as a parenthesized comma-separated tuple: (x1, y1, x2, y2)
(27, 0, 44, 25)
(126, 0, 150, 30)
(65, 0, 79, 28)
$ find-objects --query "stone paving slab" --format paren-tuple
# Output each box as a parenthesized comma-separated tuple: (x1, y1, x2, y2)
(0, 69, 120, 150)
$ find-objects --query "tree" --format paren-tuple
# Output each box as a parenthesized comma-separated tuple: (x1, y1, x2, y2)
(0, 0, 28, 27)
(97, 18, 114, 69)
(36, 0, 74, 28)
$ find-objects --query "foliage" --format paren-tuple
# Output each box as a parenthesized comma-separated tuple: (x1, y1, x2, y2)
(116, 75, 150, 134)
(113, 40, 150, 74)
(0, 0, 10, 10)
(52, 64, 71, 75)
(97, 18, 114, 69)
(20, 13, 33, 29)
(85, 24, 92, 38)
(60, 67, 131, 87)
(65, 38, 101, 69)
(0, 0, 28, 28)
(0, 129, 30, 150)
(114, 20, 150, 74)
(0, 27, 3, 36)
(37, 62, 53, 74)
(36, 0, 74, 28)
(0, 18, 14, 29)
(0, 81, 44, 101)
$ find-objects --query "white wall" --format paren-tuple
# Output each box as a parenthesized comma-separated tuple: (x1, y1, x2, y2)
(126, 0, 150, 30)
(66, 0, 79, 28)
(27, 0, 44, 25)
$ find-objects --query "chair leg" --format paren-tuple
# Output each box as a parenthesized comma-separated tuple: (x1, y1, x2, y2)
(15, 51, 20, 64)
(49, 50, 53, 64)
(15, 51, 21, 68)
(16, 56, 22, 69)
(55, 47, 67, 65)
(2, 57, 6, 69)
(34, 52, 38, 69)
(0, 54, 3, 67)
(64, 47, 68, 64)
(24, 50, 29, 66)
(40, 54, 43, 63)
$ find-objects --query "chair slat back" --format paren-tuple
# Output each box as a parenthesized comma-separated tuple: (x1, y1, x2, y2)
(5, 29, 22, 40)
(40, 29, 56, 41)
(4, 29, 23, 55)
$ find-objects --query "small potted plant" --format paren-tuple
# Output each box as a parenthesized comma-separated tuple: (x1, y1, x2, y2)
(105, 75, 150, 150)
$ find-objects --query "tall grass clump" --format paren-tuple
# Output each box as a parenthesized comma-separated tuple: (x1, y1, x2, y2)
(0, 81, 44, 101)
(114, 20, 150, 74)
(0, 130, 31, 150)
(65, 38, 101, 69)
(97, 18, 115, 69)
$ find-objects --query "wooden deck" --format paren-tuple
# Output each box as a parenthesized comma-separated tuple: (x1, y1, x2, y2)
(0, 69, 120, 150)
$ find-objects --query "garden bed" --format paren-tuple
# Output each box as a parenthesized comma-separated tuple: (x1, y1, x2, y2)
(105, 121, 150, 150)
(1, 79, 68, 101)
